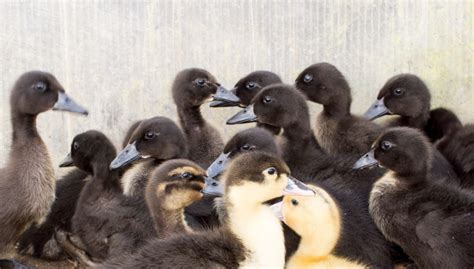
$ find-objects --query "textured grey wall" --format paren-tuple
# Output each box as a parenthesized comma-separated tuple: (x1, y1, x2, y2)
(0, 0, 473, 169)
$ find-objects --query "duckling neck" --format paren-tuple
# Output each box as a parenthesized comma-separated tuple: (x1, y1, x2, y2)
(11, 111, 40, 143)
(400, 112, 429, 129)
(323, 96, 351, 119)
(225, 190, 285, 267)
(177, 105, 205, 131)
(92, 161, 121, 191)
(295, 232, 338, 260)
(153, 206, 187, 238)
(284, 121, 323, 150)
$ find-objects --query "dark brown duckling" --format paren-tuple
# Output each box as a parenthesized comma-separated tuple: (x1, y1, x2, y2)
(98, 152, 314, 269)
(145, 159, 206, 238)
(172, 68, 225, 168)
(112, 116, 188, 198)
(70, 130, 154, 261)
(363, 73, 461, 143)
(354, 127, 474, 268)
(227, 84, 398, 268)
(0, 71, 88, 253)
(212, 71, 283, 135)
(295, 62, 382, 157)
(18, 120, 143, 260)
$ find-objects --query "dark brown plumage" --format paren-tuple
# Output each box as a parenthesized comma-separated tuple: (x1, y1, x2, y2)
(359, 127, 474, 268)
(172, 68, 224, 168)
(0, 71, 87, 253)
(70, 130, 155, 261)
(295, 62, 382, 157)
(436, 124, 474, 189)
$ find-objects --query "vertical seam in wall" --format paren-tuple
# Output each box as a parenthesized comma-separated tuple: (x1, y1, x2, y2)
(60, 1, 72, 146)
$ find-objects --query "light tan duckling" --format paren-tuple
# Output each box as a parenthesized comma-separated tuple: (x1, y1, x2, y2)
(277, 185, 367, 269)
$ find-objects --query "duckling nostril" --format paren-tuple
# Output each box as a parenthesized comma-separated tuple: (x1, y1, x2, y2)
(218, 161, 223, 164)
(211, 182, 218, 187)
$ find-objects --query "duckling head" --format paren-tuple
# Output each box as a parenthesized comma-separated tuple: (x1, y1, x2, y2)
(172, 68, 228, 107)
(205, 128, 279, 195)
(59, 130, 116, 175)
(364, 74, 431, 120)
(212, 71, 282, 107)
(110, 116, 187, 170)
(295, 62, 351, 106)
(280, 185, 341, 255)
(354, 127, 432, 179)
(10, 71, 88, 116)
(146, 159, 206, 211)
(227, 84, 310, 129)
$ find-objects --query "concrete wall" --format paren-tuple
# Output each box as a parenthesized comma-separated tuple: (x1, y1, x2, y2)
(0, 0, 473, 169)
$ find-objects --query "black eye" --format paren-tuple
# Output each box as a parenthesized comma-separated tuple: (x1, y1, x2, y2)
(144, 131, 157, 140)
(246, 82, 256, 89)
(393, 88, 405, 96)
(241, 144, 251, 151)
(262, 96, 272, 104)
(195, 78, 206, 87)
(266, 167, 276, 175)
(181, 172, 193, 179)
(381, 140, 393, 151)
(35, 81, 48, 93)
(73, 142, 79, 150)
(303, 74, 313, 83)
(291, 199, 299, 206)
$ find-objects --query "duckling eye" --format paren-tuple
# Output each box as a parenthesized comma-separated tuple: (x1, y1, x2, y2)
(291, 199, 299, 206)
(246, 82, 256, 89)
(265, 167, 277, 175)
(303, 74, 313, 83)
(34, 81, 48, 93)
(144, 131, 158, 140)
(241, 144, 254, 151)
(393, 88, 405, 96)
(180, 172, 193, 179)
(73, 142, 79, 151)
(195, 78, 206, 87)
(262, 96, 272, 104)
(380, 140, 393, 151)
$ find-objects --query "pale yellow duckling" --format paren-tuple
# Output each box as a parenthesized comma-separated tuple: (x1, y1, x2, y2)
(280, 185, 367, 269)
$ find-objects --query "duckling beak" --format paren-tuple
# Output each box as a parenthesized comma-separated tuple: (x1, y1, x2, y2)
(226, 104, 257, 125)
(110, 141, 141, 170)
(59, 153, 74, 168)
(206, 152, 231, 179)
(202, 176, 224, 197)
(269, 201, 284, 220)
(284, 176, 315, 196)
(210, 87, 240, 107)
(353, 149, 378, 169)
(363, 97, 389, 120)
(53, 92, 89, 115)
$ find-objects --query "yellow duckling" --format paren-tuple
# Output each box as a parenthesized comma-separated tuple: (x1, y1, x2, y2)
(280, 185, 367, 269)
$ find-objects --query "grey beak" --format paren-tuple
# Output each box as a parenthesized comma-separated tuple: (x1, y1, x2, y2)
(53, 92, 89, 115)
(353, 149, 378, 169)
(59, 153, 74, 168)
(110, 141, 141, 170)
(283, 176, 315, 196)
(363, 97, 389, 120)
(202, 176, 225, 197)
(226, 104, 257, 125)
(211, 86, 240, 104)
(206, 152, 231, 179)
